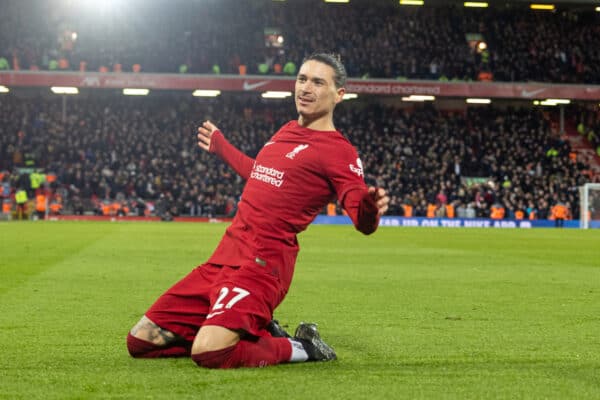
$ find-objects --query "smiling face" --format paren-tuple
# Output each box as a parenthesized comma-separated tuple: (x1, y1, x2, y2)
(295, 60, 345, 130)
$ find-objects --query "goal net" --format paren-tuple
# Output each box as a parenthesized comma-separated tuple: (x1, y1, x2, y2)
(579, 183, 600, 229)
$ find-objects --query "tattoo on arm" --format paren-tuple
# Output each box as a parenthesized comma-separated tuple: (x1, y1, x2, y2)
(130, 315, 177, 346)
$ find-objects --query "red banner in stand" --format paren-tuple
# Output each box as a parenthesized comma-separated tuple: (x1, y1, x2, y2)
(1, 71, 600, 100)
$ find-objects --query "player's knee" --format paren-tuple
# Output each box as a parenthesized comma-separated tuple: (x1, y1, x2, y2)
(191, 346, 236, 369)
(192, 325, 240, 354)
(191, 326, 241, 368)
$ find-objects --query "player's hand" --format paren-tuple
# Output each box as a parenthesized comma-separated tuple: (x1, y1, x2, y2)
(197, 120, 219, 152)
(368, 187, 389, 216)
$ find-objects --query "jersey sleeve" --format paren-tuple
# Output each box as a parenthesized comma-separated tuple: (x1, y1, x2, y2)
(209, 130, 255, 180)
(322, 139, 380, 235)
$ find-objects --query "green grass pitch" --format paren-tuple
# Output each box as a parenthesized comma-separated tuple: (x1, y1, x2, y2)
(1, 221, 599, 399)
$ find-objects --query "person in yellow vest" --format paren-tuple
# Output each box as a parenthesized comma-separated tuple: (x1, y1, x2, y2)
(490, 203, 505, 220)
(15, 188, 28, 220)
(550, 202, 569, 228)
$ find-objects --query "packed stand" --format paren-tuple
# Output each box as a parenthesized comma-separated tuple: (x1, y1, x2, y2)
(0, 95, 590, 221)
(1, 0, 600, 83)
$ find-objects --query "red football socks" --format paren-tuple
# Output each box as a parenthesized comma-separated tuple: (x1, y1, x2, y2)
(127, 333, 191, 358)
(192, 336, 292, 368)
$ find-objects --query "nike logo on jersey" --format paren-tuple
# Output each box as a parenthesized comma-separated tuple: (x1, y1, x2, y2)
(286, 144, 309, 159)
(349, 158, 364, 177)
(206, 310, 225, 319)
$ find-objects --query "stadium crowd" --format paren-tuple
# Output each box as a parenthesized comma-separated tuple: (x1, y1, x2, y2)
(0, 95, 590, 221)
(576, 104, 600, 158)
(1, 0, 599, 83)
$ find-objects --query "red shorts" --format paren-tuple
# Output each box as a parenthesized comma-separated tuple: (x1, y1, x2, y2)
(145, 263, 287, 342)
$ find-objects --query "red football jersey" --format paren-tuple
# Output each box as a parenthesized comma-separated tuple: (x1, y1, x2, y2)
(207, 120, 379, 290)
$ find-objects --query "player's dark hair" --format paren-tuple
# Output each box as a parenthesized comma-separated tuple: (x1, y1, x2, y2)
(302, 52, 347, 89)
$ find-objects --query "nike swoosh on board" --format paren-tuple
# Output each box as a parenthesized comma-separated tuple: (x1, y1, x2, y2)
(520, 88, 546, 97)
(243, 80, 270, 91)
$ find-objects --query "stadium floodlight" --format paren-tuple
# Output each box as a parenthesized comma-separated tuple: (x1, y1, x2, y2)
(536, 99, 570, 106)
(324, 0, 349, 3)
(193, 90, 221, 97)
(466, 98, 491, 104)
(343, 93, 358, 100)
(539, 100, 569, 106)
(0, 85, 9, 93)
(261, 91, 292, 99)
(544, 98, 570, 104)
(530, 4, 555, 10)
(400, 0, 424, 5)
(51, 86, 79, 94)
(402, 95, 435, 101)
(596, 6, 600, 12)
(464, 2, 488, 8)
(123, 88, 150, 96)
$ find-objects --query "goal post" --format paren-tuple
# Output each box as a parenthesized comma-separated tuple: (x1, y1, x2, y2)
(579, 183, 600, 229)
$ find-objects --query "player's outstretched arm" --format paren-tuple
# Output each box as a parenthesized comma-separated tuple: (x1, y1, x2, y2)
(342, 186, 389, 235)
(197, 120, 255, 180)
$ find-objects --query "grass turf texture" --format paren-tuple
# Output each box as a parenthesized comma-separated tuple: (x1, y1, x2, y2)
(1, 221, 599, 399)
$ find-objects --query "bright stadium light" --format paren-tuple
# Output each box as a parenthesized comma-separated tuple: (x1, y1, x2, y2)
(466, 98, 491, 104)
(123, 88, 150, 96)
(540, 100, 559, 106)
(192, 90, 221, 97)
(51, 86, 79, 94)
(343, 93, 358, 100)
(545, 98, 570, 104)
(530, 4, 555, 10)
(400, 0, 424, 5)
(402, 95, 435, 101)
(596, 6, 600, 11)
(324, 0, 349, 3)
(0, 85, 9, 93)
(464, 2, 488, 8)
(262, 91, 292, 99)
